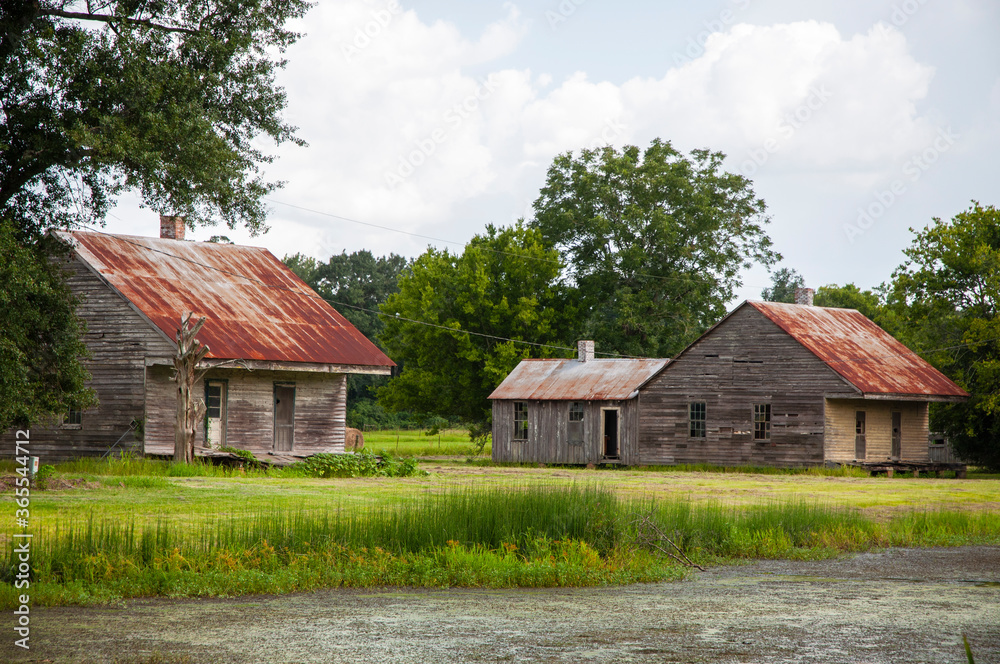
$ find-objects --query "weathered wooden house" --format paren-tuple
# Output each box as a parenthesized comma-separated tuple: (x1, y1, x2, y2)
(36, 216, 394, 460)
(491, 298, 968, 468)
(489, 341, 669, 464)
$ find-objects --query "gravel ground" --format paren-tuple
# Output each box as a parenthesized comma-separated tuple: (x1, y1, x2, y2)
(4, 546, 998, 664)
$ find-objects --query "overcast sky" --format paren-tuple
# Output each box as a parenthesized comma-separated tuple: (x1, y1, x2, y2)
(104, 0, 1000, 303)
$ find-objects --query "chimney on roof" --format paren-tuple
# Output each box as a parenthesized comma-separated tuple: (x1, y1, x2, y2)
(577, 340, 595, 362)
(159, 214, 186, 241)
(795, 287, 815, 306)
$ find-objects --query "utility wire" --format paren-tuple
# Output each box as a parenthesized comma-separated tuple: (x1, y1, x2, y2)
(264, 197, 771, 291)
(64, 222, 995, 368)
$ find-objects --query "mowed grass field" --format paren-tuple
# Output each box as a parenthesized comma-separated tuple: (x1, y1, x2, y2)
(14, 458, 1000, 527)
(360, 428, 486, 457)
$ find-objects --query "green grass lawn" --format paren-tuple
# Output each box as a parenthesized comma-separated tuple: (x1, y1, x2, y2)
(361, 427, 488, 457)
(14, 458, 1000, 527)
(3, 458, 999, 607)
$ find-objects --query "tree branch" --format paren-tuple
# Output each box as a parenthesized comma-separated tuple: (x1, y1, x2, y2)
(40, 8, 199, 35)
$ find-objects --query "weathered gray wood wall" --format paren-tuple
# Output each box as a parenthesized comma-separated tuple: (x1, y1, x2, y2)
(638, 306, 855, 468)
(144, 367, 347, 456)
(22, 254, 175, 460)
(491, 398, 638, 464)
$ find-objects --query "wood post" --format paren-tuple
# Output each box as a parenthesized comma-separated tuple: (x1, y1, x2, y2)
(173, 312, 209, 463)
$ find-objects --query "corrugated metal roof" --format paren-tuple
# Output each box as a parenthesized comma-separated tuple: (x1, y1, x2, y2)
(748, 301, 968, 398)
(488, 358, 669, 401)
(57, 231, 394, 367)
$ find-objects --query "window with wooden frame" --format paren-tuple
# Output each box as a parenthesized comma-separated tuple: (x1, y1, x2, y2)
(753, 403, 771, 440)
(63, 408, 83, 427)
(568, 401, 584, 444)
(689, 402, 706, 438)
(513, 402, 528, 441)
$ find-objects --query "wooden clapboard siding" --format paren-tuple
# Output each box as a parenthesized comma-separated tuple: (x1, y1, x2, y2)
(22, 254, 175, 460)
(144, 367, 347, 456)
(492, 399, 638, 464)
(638, 305, 854, 468)
(824, 399, 929, 462)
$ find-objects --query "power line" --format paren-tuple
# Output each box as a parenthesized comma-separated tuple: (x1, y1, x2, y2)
(68, 222, 635, 358)
(264, 197, 775, 291)
(63, 223, 994, 368)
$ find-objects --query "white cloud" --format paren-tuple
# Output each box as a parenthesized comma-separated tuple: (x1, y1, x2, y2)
(108, 6, 942, 264)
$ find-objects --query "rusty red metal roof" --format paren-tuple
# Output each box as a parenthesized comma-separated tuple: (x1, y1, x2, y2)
(489, 358, 669, 401)
(57, 231, 394, 367)
(748, 301, 967, 398)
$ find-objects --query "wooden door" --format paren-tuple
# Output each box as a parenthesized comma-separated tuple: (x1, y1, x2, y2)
(891, 411, 902, 459)
(205, 381, 227, 449)
(854, 411, 866, 460)
(274, 384, 295, 452)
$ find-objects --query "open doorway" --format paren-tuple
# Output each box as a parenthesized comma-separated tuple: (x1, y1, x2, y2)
(602, 408, 619, 459)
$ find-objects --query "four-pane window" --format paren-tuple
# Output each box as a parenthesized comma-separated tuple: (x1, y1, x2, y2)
(513, 402, 528, 441)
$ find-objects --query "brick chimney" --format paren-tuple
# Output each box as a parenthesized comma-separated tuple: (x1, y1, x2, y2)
(577, 340, 595, 362)
(159, 214, 186, 240)
(795, 287, 815, 306)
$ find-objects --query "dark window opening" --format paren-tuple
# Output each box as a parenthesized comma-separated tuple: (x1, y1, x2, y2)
(513, 402, 528, 441)
(689, 402, 706, 438)
(64, 409, 82, 426)
(753, 403, 771, 441)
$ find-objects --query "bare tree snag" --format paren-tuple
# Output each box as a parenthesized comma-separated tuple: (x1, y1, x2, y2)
(634, 515, 706, 571)
(173, 312, 209, 463)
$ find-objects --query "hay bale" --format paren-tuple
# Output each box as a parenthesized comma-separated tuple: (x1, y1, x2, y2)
(345, 427, 365, 451)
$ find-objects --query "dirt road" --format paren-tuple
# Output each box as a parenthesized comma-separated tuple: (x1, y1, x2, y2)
(5, 546, 998, 663)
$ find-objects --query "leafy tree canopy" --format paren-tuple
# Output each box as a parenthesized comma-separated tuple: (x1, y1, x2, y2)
(0, 223, 95, 429)
(889, 202, 1000, 470)
(762, 267, 805, 303)
(377, 223, 575, 435)
(531, 139, 779, 358)
(1, 0, 309, 237)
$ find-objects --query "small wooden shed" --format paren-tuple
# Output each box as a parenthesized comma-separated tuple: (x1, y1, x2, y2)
(489, 341, 668, 464)
(35, 218, 394, 461)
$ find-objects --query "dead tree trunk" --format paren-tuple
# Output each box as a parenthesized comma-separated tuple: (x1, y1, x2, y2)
(173, 312, 209, 463)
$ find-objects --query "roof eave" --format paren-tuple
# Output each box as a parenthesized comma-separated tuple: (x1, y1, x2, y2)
(859, 392, 969, 403)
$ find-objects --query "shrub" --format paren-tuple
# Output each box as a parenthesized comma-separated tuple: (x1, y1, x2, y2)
(290, 450, 427, 478)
